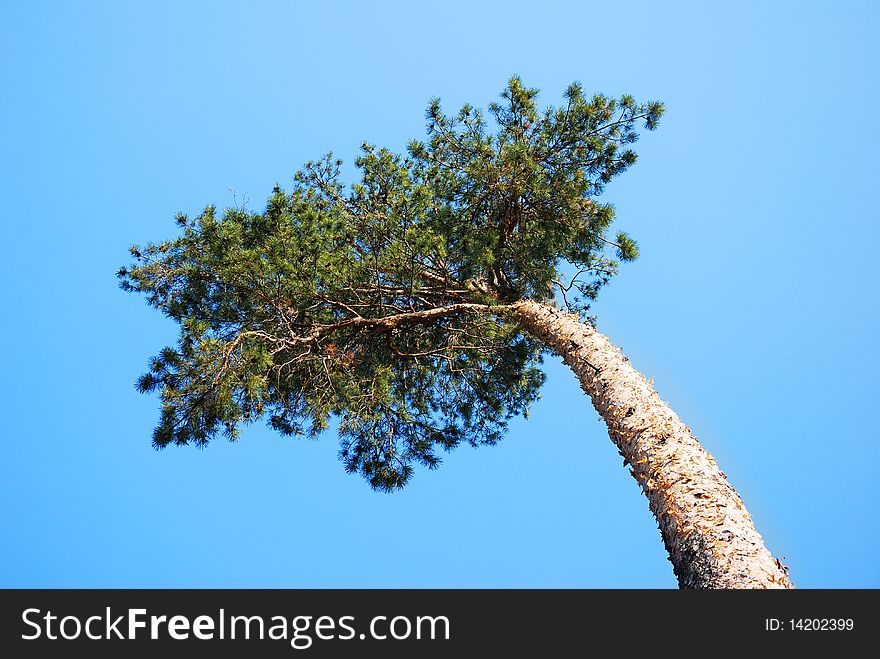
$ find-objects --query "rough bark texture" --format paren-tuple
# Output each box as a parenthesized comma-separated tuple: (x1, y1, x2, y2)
(512, 300, 793, 589)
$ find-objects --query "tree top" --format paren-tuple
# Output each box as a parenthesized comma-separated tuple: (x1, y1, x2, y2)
(119, 77, 663, 491)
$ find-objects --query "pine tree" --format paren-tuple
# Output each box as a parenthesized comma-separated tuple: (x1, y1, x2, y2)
(119, 78, 792, 588)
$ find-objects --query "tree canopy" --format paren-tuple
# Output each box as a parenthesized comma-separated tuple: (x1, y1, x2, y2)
(119, 77, 663, 491)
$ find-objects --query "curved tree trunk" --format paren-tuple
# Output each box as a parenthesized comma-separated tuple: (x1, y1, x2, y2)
(511, 300, 793, 589)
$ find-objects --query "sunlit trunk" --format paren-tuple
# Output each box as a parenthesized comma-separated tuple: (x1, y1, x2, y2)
(512, 300, 793, 589)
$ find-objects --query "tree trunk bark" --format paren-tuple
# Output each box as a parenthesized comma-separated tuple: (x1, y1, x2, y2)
(511, 299, 793, 589)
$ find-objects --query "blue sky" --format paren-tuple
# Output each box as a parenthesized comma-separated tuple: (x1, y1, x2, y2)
(1, 1, 877, 588)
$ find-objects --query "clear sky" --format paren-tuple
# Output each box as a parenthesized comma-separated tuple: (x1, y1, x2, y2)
(1, 1, 877, 588)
